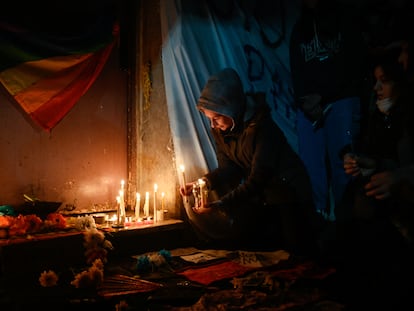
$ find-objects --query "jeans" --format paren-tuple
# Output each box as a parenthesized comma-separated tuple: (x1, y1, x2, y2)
(296, 96, 361, 220)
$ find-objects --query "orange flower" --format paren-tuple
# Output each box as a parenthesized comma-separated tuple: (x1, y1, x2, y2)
(8, 215, 29, 236)
(24, 214, 43, 233)
(0, 216, 11, 227)
(46, 213, 67, 230)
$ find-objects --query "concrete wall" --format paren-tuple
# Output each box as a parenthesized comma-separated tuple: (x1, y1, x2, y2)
(0, 1, 182, 221)
(0, 48, 128, 211)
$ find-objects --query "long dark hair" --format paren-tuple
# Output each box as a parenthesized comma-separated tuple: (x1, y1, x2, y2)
(373, 48, 408, 102)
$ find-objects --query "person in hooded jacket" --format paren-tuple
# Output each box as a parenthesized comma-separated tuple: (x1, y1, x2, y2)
(180, 68, 324, 255)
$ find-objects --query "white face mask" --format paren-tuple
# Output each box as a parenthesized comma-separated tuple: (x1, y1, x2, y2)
(375, 98, 394, 114)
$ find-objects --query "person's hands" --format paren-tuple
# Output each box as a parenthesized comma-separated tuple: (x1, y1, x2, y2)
(343, 153, 360, 176)
(364, 170, 396, 200)
(192, 200, 224, 215)
(343, 153, 376, 176)
(180, 182, 195, 197)
(364, 166, 414, 200)
(299, 93, 323, 123)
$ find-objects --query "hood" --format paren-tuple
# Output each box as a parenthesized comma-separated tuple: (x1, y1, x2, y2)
(197, 68, 245, 122)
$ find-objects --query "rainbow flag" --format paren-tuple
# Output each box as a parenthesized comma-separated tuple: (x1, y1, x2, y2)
(0, 8, 119, 131)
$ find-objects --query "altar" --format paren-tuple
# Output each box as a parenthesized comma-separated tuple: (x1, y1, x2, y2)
(0, 218, 194, 309)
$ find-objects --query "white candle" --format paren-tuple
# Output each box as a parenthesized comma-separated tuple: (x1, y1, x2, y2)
(161, 192, 165, 210)
(180, 164, 189, 203)
(144, 191, 150, 217)
(119, 189, 125, 217)
(180, 165, 186, 188)
(198, 178, 206, 207)
(153, 183, 158, 222)
(116, 195, 121, 223)
(135, 192, 140, 220)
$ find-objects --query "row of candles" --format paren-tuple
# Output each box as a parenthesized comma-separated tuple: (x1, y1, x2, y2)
(114, 164, 200, 227)
(115, 180, 166, 226)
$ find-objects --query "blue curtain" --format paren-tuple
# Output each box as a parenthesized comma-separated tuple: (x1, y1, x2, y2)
(160, 0, 301, 230)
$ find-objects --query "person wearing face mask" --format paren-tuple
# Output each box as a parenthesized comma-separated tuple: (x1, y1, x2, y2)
(332, 50, 414, 310)
(375, 96, 393, 114)
(341, 53, 411, 205)
(337, 55, 412, 226)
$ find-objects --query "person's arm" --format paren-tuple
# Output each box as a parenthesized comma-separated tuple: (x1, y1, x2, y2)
(203, 131, 244, 194)
(219, 117, 284, 208)
(365, 165, 414, 200)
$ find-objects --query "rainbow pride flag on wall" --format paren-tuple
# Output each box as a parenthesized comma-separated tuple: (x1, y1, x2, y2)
(0, 4, 119, 131)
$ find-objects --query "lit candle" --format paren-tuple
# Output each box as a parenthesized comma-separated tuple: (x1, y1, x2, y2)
(153, 183, 158, 222)
(180, 164, 188, 203)
(161, 192, 165, 210)
(198, 178, 206, 207)
(119, 189, 125, 217)
(116, 195, 120, 224)
(135, 192, 140, 220)
(180, 165, 186, 188)
(144, 191, 150, 217)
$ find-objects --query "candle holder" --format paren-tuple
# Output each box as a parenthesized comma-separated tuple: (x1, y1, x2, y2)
(192, 179, 209, 208)
(112, 200, 125, 228)
(112, 220, 125, 228)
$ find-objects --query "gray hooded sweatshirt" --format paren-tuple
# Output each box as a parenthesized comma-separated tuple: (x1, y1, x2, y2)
(197, 68, 313, 212)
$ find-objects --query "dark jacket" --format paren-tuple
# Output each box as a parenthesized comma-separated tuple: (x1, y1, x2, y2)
(195, 68, 323, 253)
(197, 68, 314, 213)
(338, 76, 414, 223)
(363, 103, 413, 170)
(358, 60, 414, 171)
